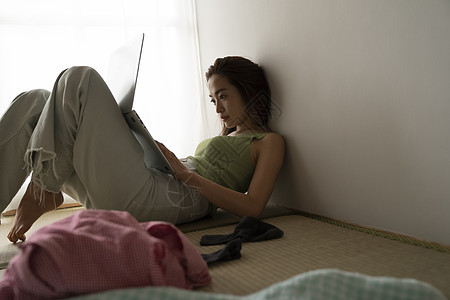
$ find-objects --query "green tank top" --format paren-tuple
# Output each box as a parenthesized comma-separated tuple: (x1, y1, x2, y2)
(188, 133, 268, 193)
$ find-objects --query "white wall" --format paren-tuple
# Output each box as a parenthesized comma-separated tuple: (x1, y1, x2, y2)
(195, 0, 450, 245)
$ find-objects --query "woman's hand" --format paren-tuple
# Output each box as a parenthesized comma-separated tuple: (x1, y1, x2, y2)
(156, 142, 193, 182)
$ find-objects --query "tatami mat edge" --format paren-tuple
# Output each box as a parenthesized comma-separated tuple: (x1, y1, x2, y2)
(291, 210, 450, 254)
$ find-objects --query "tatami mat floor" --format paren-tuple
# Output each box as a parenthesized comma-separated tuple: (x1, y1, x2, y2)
(0, 207, 449, 298)
(189, 215, 450, 297)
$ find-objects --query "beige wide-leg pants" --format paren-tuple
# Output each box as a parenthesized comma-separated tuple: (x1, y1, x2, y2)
(0, 66, 212, 224)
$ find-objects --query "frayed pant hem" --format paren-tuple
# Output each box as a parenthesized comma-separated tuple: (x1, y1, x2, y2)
(24, 148, 61, 206)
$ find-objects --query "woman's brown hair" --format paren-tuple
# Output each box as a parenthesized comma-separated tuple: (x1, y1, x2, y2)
(206, 56, 272, 135)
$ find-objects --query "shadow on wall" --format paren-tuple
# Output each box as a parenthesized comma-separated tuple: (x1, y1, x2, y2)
(264, 62, 321, 212)
(270, 137, 323, 213)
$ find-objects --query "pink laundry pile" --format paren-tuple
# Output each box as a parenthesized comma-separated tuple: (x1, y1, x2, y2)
(0, 209, 211, 299)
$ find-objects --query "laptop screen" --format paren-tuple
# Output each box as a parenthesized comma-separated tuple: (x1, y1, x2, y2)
(106, 33, 144, 113)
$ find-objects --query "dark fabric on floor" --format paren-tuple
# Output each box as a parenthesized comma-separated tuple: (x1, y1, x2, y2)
(200, 216, 284, 246)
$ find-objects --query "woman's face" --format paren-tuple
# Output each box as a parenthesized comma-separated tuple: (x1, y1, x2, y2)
(207, 74, 252, 132)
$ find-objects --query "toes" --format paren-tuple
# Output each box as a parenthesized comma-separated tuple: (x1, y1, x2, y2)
(8, 227, 27, 243)
(7, 232, 17, 243)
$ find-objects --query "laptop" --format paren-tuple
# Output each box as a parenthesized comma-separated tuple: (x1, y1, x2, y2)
(106, 33, 175, 174)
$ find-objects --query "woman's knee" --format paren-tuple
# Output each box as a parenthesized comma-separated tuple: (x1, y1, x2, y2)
(60, 66, 102, 85)
(57, 66, 107, 99)
(15, 89, 49, 104)
(0, 89, 50, 145)
(8, 89, 50, 115)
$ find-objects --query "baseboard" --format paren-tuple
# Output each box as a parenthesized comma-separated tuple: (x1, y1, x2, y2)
(288, 208, 450, 254)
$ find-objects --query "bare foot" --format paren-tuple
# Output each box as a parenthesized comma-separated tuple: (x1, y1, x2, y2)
(8, 181, 63, 243)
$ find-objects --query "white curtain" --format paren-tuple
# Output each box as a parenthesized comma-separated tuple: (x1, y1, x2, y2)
(0, 0, 206, 210)
(0, 0, 206, 156)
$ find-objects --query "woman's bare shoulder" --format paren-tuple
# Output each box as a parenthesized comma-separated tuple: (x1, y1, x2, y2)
(260, 132, 285, 147)
(252, 132, 285, 162)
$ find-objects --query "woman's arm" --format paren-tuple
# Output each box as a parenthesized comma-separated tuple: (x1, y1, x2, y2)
(157, 133, 285, 218)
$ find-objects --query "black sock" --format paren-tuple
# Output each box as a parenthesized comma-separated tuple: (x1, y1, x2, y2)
(200, 216, 284, 246)
(201, 238, 242, 265)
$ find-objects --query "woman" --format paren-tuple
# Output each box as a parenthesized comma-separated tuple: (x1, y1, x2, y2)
(0, 56, 285, 243)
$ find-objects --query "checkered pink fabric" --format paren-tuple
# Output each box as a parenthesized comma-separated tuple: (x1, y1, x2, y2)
(0, 210, 211, 299)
